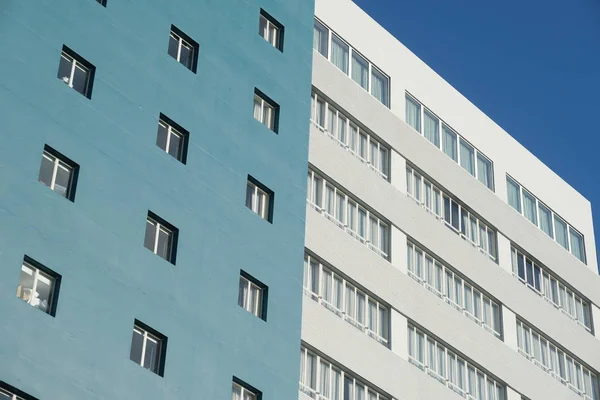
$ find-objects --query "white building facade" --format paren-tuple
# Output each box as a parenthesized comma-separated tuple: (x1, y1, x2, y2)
(299, 1, 600, 400)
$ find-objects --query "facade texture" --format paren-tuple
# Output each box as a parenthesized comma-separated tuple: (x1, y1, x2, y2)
(300, 1, 600, 400)
(0, 0, 314, 399)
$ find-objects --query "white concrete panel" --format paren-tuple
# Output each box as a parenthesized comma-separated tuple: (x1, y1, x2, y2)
(502, 307, 518, 352)
(390, 226, 407, 274)
(302, 294, 581, 400)
(390, 309, 407, 360)
(593, 303, 600, 340)
(304, 208, 600, 388)
(390, 150, 406, 194)
(506, 386, 523, 400)
(497, 233, 513, 275)
(313, 0, 597, 273)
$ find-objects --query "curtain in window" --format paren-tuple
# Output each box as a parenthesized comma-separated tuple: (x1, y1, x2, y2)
(523, 191, 538, 225)
(424, 110, 440, 147)
(313, 20, 329, 57)
(405, 97, 421, 132)
(320, 361, 330, 398)
(253, 97, 262, 121)
(351, 52, 369, 90)
(331, 35, 349, 74)
(476, 154, 493, 189)
(569, 229, 585, 262)
(459, 139, 475, 176)
(232, 384, 242, 400)
(506, 177, 521, 212)
(554, 216, 569, 250)
(442, 125, 457, 161)
(371, 68, 389, 106)
(538, 203, 554, 238)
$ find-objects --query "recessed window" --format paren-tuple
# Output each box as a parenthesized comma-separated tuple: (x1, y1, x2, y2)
(245, 176, 273, 222)
(0, 382, 37, 400)
(156, 114, 188, 163)
(129, 320, 167, 376)
(167, 26, 198, 73)
(253, 89, 278, 132)
(57, 46, 95, 98)
(259, 10, 283, 51)
(16, 257, 60, 316)
(238, 272, 267, 320)
(38, 145, 79, 201)
(95, 0, 106, 6)
(231, 379, 261, 400)
(144, 212, 178, 264)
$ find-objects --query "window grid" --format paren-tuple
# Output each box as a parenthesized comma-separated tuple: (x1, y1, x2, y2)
(405, 93, 494, 190)
(232, 381, 258, 400)
(259, 13, 281, 49)
(408, 325, 506, 400)
(16, 261, 57, 315)
(313, 18, 390, 107)
(246, 180, 271, 221)
(253, 93, 276, 131)
(130, 323, 164, 375)
(407, 242, 502, 339)
(516, 320, 598, 400)
(511, 247, 592, 333)
(145, 217, 174, 262)
(310, 91, 390, 180)
(406, 165, 497, 261)
(303, 254, 389, 346)
(299, 346, 388, 400)
(506, 175, 586, 264)
(307, 169, 390, 259)
(58, 52, 91, 96)
(169, 31, 194, 69)
(157, 119, 185, 161)
(0, 388, 26, 400)
(238, 275, 264, 319)
(39, 150, 74, 198)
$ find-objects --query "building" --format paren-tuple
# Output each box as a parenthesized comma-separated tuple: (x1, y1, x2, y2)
(0, 0, 314, 399)
(300, 0, 600, 400)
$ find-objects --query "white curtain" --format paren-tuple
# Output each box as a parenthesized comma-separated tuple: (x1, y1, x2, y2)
(538, 204, 553, 238)
(405, 97, 421, 132)
(523, 191, 537, 225)
(459, 139, 475, 176)
(253, 96, 261, 121)
(476, 154, 492, 189)
(371, 69, 388, 106)
(569, 229, 585, 262)
(424, 111, 440, 147)
(351, 52, 368, 90)
(506, 177, 521, 212)
(554, 215, 569, 249)
(331, 35, 348, 74)
(442, 126, 457, 161)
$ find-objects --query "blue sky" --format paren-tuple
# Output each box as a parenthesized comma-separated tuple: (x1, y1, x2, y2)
(353, 0, 600, 270)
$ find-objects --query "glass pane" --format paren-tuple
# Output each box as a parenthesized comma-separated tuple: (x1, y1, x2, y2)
(405, 96, 421, 132)
(351, 51, 369, 90)
(57, 53, 73, 83)
(459, 139, 475, 175)
(476, 153, 493, 189)
(371, 68, 389, 106)
(343, 376, 353, 400)
(35, 271, 54, 313)
(538, 203, 553, 238)
(156, 227, 172, 260)
(38, 153, 55, 188)
(506, 177, 521, 212)
(523, 191, 537, 225)
(259, 15, 268, 39)
(442, 125, 458, 162)
(424, 110, 440, 147)
(144, 220, 157, 252)
(143, 336, 159, 371)
(156, 122, 169, 152)
(72, 63, 89, 95)
(129, 329, 144, 365)
(569, 228, 585, 262)
(232, 384, 242, 400)
(168, 34, 179, 60)
(168, 131, 183, 160)
(17, 264, 35, 304)
(54, 162, 72, 197)
(554, 215, 569, 250)
(263, 103, 274, 130)
(246, 183, 254, 211)
(253, 96, 262, 121)
(331, 34, 349, 74)
(313, 20, 329, 57)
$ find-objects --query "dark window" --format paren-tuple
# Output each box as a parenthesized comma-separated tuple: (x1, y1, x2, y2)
(253, 89, 279, 133)
(57, 46, 95, 98)
(16, 256, 61, 317)
(168, 26, 199, 73)
(245, 176, 274, 223)
(130, 320, 167, 376)
(156, 114, 189, 164)
(38, 145, 79, 201)
(259, 10, 284, 51)
(238, 271, 268, 321)
(144, 212, 178, 264)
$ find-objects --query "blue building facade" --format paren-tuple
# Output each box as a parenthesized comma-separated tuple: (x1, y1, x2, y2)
(0, 0, 315, 398)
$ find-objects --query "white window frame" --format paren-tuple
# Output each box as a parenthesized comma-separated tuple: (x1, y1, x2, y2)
(59, 52, 90, 96)
(17, 261, 56, 314)
(146, 217, 173, 260)
(253, 93, 276, 131)
(169, 31, 194, 67)
(259, 13, 280, 49)
(0, 388, 26, 400)
(158, 119, 184, 160)
(132, 325, 162, 372)
(41, 150, 74, 197)
(247, 180, 270, 220)
(238, 274, 264, 318)
(232, 381, 257, 400)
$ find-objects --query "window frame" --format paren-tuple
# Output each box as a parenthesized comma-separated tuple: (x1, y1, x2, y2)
(144, 212, 178, 265)
(57, 45, 95, 99)
(259, 9, 284, 51)
(246, 176, 274, 223)
(238, 271, 268, 321)
(232, 378, 261, 400)
(156, 114, 189, 164)
(253, 89, 279, 133)
(16, 257, 61, 317)
(0, 382, 38, 400)
(168, 26, 199, 73)
(130, 320, 167, 377)
(95, 0, 107, 6)
(38, 145, 79, 201)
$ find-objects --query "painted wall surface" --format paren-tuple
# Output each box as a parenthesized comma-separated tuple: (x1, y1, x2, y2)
(0, 0, 314, 399)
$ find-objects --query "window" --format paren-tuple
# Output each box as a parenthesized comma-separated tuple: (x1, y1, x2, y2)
(57, 46, 95, 98)
(407, 94, 495, 190)
(313, 18, 390, 107)
(167, 26, 198, 72)
(245, 177, 273, 222)
(156, 114, 188, 163)
(516, 320, 597, 400)
(95, 0, 106, 5)
(238, 272, 267, 320)
(311, 91, 389, 179)
(407, 242, 502, 338)
(506, 175, 586, 263)
(0, 383, 37, 400)
(38, 145, 78, 201)
(144, 212, 178, 264)
(16, 257, 60, 316)
(511, 246, 593, 333)
(259, 10, 283, 51)
(232, 379, 261, 400)
(130, 321, 167, 376)
(253, 89, 279, 132)
(408, 325, 505, 399)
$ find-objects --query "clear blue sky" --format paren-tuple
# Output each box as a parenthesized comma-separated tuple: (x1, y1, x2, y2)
(353, 0, 600, 271)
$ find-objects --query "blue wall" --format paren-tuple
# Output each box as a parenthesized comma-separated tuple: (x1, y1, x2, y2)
(0, 0, 314, 398)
